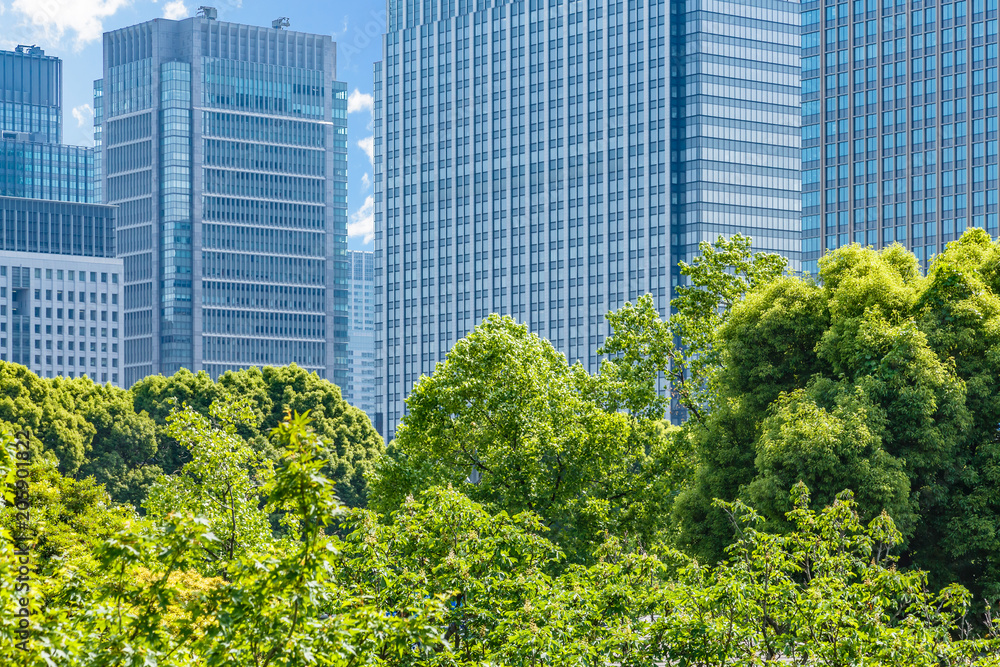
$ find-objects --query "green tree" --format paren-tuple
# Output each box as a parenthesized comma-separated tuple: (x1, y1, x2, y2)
(648, 486, 998, 666)
(599, 235, 788, 423)
(668, 234, 998, 602)
(0, 366, 159, 507)
(368, 314, 689, 561)
(132, 364, 383, 507)
(143, 400, 273, 573)
(3, 413, 997, 664)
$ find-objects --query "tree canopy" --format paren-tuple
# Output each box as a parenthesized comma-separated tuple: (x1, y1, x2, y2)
(5, 232, 1000, 662)
(615, 231, 1000, 601)
(0, 362, 382, 509)
(368, 313, 690, 561)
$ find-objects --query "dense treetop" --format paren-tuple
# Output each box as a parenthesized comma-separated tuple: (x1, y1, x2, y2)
(4, 232, 1000, 662)
(610, 231, 1000, 601)
(0, 362, 381, 509)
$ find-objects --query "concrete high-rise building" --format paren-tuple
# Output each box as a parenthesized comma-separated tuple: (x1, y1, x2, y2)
(0, 198, 122, 384)
(345, 250, 376, 419)
(802, 0, 999, 273)
(373, 0, 802, 437)
(0, 45, 122, 383)
(97, 10, 350, 387)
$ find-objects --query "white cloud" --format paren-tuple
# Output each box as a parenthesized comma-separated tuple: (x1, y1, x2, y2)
(162, 0, 187, 19)
(348, 195, 374, 243)
(361, 172, 370, 189)
(7, 0, 133, 51)
(71, 103, 94, 127)
(357, 135, 374, 168)
(331, 15, 348, 40)
(347, 89, 373, 115)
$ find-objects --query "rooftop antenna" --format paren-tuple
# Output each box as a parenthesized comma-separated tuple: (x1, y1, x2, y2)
(197, 6, 218, 20)
(272, 17, 290, 29)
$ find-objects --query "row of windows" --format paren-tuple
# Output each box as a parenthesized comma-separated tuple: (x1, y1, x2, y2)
(0, 102, 60, 143)
(123, 252, 154, 283)
(806, 185, 998, 209)
(201, 56, 327, 119)
(117, 198, 153, 227)
(0, 141, 96, 203)
(5, 321, 117, 339)
(202, 196, 327, 229)
(809, 18, 996, 50)
(25, 338, 117, 354)
(202, 223, 325, 257)
(202, 308, 325, 338)
(201, 281, 325, 312)
(106, 58, 153, 117)
(203, 168, 324, 203)
(804, 216, 999, 251)
(15, 355, 117, 370)
(105, 111, 152, 146)
(202, 336, 325, 366)
(1, 266, 117, 283)
(201, 251, 325, 285)
(107, 169, 152, 202)
(106, 140, 152, 175)
(805, 0, 992, 26)
(0, 208, 115, 258)
(809, 64, 999, 98)
(202, 111, 326, 147)
(27, 289, 117, 304)
(203, 139, 326, 176)
(23, 305, 118, 323)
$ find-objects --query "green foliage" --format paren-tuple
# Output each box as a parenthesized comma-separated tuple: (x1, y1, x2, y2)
(0, 361, 381, 510)
(7, 411, 443, 666)
(600, 235, 788, 422)
(0, 457, 140, 570)
(143, 400, 273, 573)
(368, 314, 690, 561)
(649, 486, 998, 665)
(669, 233, 1000, 603)
(132, 364, 383, 507)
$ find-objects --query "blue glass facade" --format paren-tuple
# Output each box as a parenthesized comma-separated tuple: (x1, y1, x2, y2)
(374, 0, 801, 437)
(803, 0, 1000, 273)
(0, 45, 62, 144)
(0, 141, 95, 202)
(99, 17, 349, 386)
(0, 46, 121, 384)
(673, 0, 803, 273)
(1, 46, 96, 203)
(346, 250, 377, 419)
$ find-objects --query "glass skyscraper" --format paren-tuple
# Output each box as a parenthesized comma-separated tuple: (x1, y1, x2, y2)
(373, 0, 802, 437)
(0, 45, 122, 384)
(803, 0, 1000, 273)
(97, 12, 350, 387)
(346, 250, 377, 420)
(1, 46, 95, 203)
(0, 45, 62, 144)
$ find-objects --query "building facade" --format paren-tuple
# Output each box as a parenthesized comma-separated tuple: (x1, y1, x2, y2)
(0, 46, 122, 384)
(373, 0, 802, 437)
(345, 250, 376, 420)
(0, 139, 95, 202)
(0, 45, 62, 144)
(97, 12, 350, 387)
(803, 0, 1000, 273)
(0, 197, 121, 383)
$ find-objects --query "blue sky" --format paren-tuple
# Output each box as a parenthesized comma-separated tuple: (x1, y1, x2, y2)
(0, 0, 382, 251)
